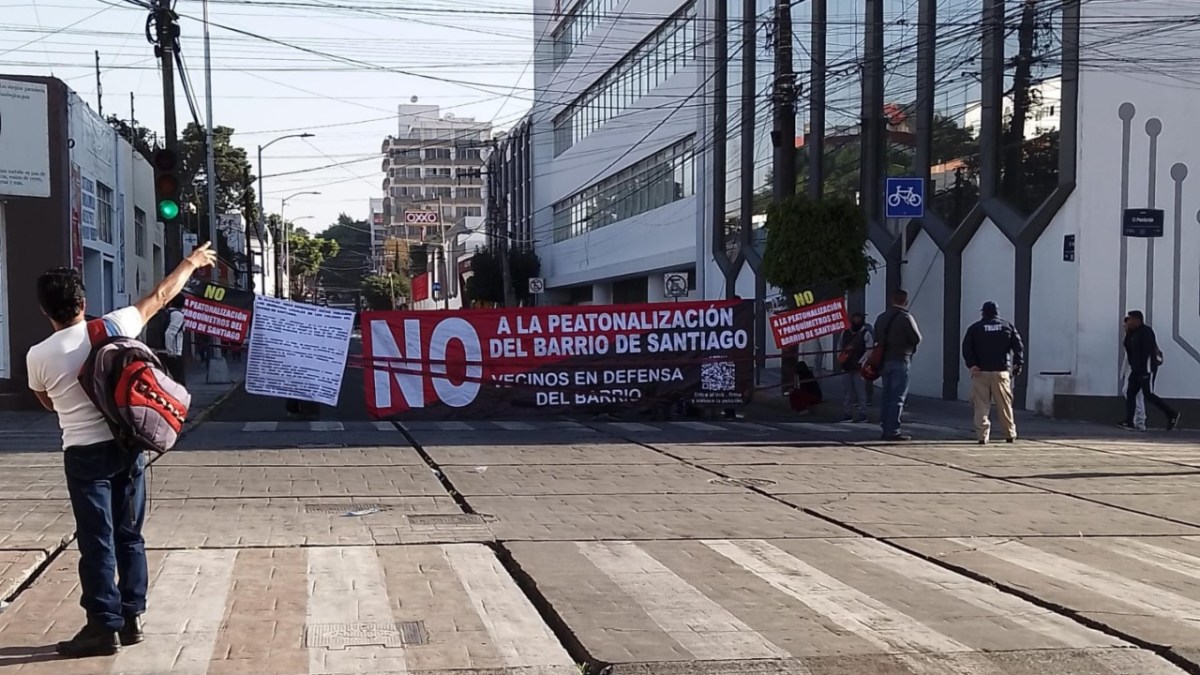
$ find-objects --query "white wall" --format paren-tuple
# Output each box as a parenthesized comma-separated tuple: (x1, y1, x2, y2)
(896, 0, 1200, 409)
(905, 231, 945, 398)
(959, 220, 1015, 399)
(1069, 0, 1200, 401)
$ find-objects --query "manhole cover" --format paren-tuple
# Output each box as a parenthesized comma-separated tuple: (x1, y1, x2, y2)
(305, 503, 385, 514)
(305, 621, 428, 650)
(709, 477, 778, 488)
(407, 514, 496, 526)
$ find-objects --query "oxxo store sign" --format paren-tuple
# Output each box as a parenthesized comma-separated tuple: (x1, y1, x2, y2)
(404, 210, 440, 225)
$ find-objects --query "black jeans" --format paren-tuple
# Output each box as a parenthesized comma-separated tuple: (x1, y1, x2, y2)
(1126, 371, 1176, 424)
(164, 355, 185, 386)
(63, 441, 148, 631)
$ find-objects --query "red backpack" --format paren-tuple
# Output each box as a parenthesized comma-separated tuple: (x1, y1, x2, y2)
(77, 318, 191, 456)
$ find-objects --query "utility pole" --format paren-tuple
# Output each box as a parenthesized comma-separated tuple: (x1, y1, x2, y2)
(95, 51, 103, 117)
(499, 195, 515, 308)
(772, 0, 799, 393)
(771, 0, 797, 201)
(152, 0, 181, 269)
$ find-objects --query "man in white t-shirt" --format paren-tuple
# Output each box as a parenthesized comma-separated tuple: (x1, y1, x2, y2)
(27, 243, 216, 658)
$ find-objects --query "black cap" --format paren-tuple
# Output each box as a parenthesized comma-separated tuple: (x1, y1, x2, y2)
(981, 301, 998, 315)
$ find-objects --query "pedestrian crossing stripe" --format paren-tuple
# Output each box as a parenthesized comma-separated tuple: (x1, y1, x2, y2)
(514, 538, 1181, 673)
(3, 540, 1190, 673)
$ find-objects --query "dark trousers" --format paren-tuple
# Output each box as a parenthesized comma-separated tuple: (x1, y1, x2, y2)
(880, 360, 911, 436)
(1126, 371, 1175, 424)
(164, 355, 185, 386)
(63, 441, 148, 631)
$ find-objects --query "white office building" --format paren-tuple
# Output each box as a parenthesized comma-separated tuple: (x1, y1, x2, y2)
(528, 0, 705, 305)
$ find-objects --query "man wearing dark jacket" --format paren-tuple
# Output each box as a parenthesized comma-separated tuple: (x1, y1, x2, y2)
(962, 301, 1024, 444)
(874, 290, 922, 440)
(1122, 310, 1180, 431)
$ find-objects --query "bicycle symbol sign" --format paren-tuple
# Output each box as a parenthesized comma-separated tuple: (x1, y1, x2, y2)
(884, 177, 925, 219)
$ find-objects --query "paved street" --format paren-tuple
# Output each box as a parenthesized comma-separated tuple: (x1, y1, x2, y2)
(4, 381, 1200, 673)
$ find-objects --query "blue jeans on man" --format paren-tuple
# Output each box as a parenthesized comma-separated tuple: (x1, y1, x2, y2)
(64, 441, 148, 631)
(879, 360, 911, 438)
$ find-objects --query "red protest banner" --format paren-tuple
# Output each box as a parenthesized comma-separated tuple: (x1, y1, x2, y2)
(182, 280, 254, 343)
(361, 300, 753, 419)
(769, 297, 849, 348)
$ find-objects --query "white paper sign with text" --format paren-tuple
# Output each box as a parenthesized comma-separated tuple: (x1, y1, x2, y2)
(245, 296, 355, 406)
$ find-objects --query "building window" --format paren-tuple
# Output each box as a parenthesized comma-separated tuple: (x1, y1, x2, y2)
(134, 207, 147, 257)
(97, 182, 114, 244)
(426, 148, 452, 160)
(553, 2, 697, 155)
(552, 136, 695, 242)
(458, 187, 482, 199)
(457, 206, 482, 218)
(552, 0, 624, 67)
(458, 148, 482, 161)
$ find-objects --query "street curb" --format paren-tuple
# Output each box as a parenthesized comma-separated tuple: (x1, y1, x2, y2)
(181, 378, 244, 434)
(1, 378, 243, 606)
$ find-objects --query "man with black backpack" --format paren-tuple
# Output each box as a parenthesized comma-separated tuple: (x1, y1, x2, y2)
(26, 242, 216, 658)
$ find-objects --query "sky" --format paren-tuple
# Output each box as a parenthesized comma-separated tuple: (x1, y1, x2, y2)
(0, 0, 535, 231)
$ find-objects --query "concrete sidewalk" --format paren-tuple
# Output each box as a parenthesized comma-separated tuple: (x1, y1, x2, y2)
(0, 361, 244, 602)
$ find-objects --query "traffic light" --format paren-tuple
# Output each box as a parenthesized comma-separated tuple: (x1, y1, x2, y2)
(152, 148, 181, 223)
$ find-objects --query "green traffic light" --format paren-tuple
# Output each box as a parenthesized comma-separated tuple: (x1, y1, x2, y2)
(158, 199, 180, 220)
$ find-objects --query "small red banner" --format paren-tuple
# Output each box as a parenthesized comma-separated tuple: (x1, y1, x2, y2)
(412, 273, 430, 302)
(769, 297, 849, 348)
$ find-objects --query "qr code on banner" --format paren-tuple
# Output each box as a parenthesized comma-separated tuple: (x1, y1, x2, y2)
(701, 360, 737, 392)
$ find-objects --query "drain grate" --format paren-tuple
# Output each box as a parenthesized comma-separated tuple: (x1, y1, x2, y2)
(709, 477, 778, 488)
(304, 621, 428, 650)
(407, 514, 496, 526)
(304, 503, 385, 514)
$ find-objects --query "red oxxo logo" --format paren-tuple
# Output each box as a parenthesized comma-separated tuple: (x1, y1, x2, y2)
(369, 318, 483, 412)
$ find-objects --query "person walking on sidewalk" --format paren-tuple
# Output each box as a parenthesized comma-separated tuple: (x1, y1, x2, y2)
(1122, 310, 1181, 431)
(874, 290, 922, 441)
(962, 301, 1024, 444)
(162, 297, 186, 385)
(26, 243, 217, 658)
(837, 312, 873, 422)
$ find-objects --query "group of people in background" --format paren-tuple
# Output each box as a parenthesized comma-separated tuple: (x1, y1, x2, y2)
(834, 291, 1181, 442)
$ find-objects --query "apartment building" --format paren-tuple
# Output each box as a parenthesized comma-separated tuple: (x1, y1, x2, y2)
(379, 104, 490, 245)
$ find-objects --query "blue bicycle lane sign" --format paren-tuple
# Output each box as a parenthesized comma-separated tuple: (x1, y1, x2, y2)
(884, 177, 925, 219)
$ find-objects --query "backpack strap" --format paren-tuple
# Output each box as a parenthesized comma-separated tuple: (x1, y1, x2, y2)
(85, 317, 119, 346)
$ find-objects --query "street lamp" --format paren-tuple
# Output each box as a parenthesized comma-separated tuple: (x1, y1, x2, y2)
(280, 192, 321, 300)
(257, 132, 315, 296)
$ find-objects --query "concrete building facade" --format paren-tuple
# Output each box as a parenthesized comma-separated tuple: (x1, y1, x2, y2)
(528, 0, 706, 306)
(0, 75, 163, 408)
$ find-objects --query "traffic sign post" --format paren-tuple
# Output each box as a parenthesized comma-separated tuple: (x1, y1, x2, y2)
(528, 277, 546, 294)
(1122, 208, 1164, 238)
(884, 177, 925, 219)
(662, 272, 689, 299)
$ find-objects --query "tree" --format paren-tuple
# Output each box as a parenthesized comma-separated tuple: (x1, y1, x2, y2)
(288, 229, 339, 301)
(106, 116, 155, 163)
(465, 246, 542, 307)
(319, 214, 373, 294)
(762, 195, 875, 294)
(361, 273, 410, 311)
